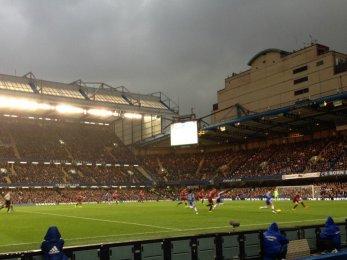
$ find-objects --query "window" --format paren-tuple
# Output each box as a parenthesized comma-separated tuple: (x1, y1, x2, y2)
(316, 60, 324, 66)
(293, 65, 308, 74)
(294, 76, 308, 85)
(294, 88, 309, 96)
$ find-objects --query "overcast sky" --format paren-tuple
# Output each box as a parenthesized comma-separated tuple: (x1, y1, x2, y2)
(0, 0, 347, 118)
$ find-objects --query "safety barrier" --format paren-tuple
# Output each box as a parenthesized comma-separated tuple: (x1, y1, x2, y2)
(0, 220, 345, 260)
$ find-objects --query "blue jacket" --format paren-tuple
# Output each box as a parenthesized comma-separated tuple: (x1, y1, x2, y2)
(41, 226, 68, 260)
(319, 216, 341, 249)
(263, 222, 289, 258)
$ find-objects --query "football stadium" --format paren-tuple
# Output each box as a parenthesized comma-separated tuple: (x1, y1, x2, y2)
(0, 43, 346, 260)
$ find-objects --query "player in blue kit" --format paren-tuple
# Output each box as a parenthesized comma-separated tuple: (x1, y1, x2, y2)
(215, 191, 225, 208)
(187, 189, 198, 215)
(259, 191, 276, 213)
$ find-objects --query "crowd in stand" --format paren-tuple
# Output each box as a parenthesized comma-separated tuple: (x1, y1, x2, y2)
(11, 188, 164, 204)
(0, 118, 136, 163)
(2, 181, 347, 205)
(0, 118, 347, 185)
(141, 136, 347, 182)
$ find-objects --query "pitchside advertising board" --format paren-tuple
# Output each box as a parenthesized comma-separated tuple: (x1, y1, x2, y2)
(170, 121, 198, 146)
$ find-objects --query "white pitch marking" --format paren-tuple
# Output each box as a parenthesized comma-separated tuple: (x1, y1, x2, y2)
(1, 217, 345, 248)
(20, 210, 180, 231)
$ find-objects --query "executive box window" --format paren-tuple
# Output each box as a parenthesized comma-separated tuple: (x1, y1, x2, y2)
(293, 65, 308, 74)
(316, 60, 324, 66)
(293, 76, 308, 85)
(294, 88, 309, 96)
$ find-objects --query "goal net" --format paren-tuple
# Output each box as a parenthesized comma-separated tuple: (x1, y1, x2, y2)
(276, 185, 321, 199)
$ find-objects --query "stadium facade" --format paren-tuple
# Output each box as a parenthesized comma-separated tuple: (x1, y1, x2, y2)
(212, 43, 347, 124)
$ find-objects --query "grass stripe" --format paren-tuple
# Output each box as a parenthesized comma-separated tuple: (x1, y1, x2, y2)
(20, 209, 181, 231)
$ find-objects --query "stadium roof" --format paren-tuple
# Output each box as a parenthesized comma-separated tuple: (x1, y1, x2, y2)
(247, 48, 290, 66)
(200, 91, 347, 143)
(0, 72, 178, 121)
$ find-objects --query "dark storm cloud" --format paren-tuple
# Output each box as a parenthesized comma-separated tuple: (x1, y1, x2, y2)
(0, 0, 346, 117)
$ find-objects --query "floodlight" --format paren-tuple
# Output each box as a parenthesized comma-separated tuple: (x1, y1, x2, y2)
(124, 113, 142, 119)
(55, 104, 85, 114)
(0, 97, 52, 111)
(87, 109, 113, 117)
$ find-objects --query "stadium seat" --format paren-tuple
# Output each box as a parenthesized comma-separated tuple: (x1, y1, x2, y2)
(221, 235, 240, 260)
(285, 229, 300, 241)
(141, 242, 164, 260)
(242, 233, 261, 258)
(286, 239, 310, 259)
(197, 237, 216, 260)
(109, 245, 134, 260)
(170, 239, 192, 260)
(71, 249, 100, 260)
(337, 224, 347, 246)
(301, 228, 317, 251)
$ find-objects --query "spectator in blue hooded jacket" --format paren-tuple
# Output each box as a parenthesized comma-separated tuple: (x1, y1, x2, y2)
(318, 216, 341, 252)
(41, 226, 68, 260)
(262, 222, 289, 260)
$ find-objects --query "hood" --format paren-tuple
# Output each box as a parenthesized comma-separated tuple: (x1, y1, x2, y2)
(267, 222, 279, 232)
(325, 216, 335, 226)
(44, 226, 62, 242)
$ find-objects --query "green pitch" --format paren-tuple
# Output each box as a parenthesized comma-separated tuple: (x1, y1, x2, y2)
(0, 200, 346, 254)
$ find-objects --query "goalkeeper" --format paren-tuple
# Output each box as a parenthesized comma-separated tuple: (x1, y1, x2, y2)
(273, 188, 279, 201)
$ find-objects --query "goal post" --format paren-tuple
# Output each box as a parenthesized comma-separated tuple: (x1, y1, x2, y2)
(276, 185, 321, 199)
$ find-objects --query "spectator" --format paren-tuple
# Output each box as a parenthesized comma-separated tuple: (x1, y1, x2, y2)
(262, 222, 288, 260)
(318, 216, 341, 253)
(41, 226, 68, 260)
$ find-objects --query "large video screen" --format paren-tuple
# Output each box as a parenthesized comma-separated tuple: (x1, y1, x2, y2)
(170, 121, 198, 146)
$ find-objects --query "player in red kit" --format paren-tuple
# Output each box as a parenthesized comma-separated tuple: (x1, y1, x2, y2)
(177, 188, 188, 207)
(112, 190, 119, 204)
(207, 188, 217, 212)
(138, 190, 145, 203)
(75, 191, 85, 207)
(292, 193, 309, 210)
(198, 188, 205, 204)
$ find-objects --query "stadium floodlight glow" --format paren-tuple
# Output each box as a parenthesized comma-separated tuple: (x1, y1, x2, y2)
(0, 97, 53, 111)
(55, 104, 85, 114)
(124, 113, 142, 119)
(87, 109, 113, 117)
